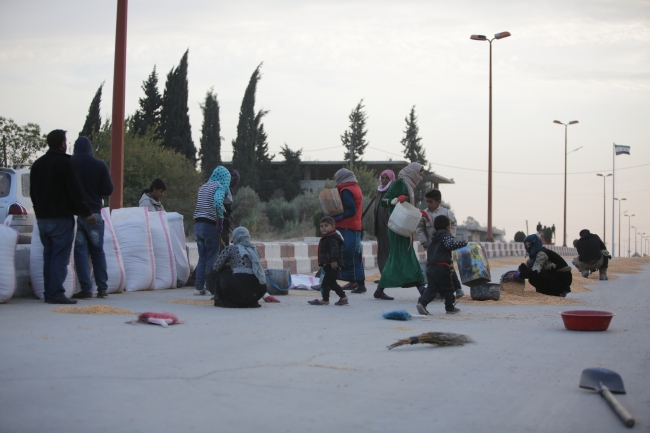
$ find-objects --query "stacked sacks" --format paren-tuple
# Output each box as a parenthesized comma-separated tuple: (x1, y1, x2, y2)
(29, 219, 77, 299)
(0, 225, 19, 303)
(166, 212, 191, 287)
(111, 207, 155, 291)
(148, 211, 176, 290)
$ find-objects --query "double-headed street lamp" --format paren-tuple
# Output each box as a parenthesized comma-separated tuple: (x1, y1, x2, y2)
(596, 173, 612, 246)
(614, 198, 626, 257)
(624, 213, 635, 257)
(554, 120, 579, 247)
(470, 31, 511, 242)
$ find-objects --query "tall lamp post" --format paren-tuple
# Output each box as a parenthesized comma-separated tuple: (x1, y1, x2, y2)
(614, 198, 626, 257)
(624, 213, 635, 257)
(553, 120, 579, 247)
(631, 226, 638, 256)
(596, 173, 612, 245)
(470, 31, 511, 242)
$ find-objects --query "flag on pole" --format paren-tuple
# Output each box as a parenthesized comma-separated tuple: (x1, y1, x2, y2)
(615, 144, 630, 155)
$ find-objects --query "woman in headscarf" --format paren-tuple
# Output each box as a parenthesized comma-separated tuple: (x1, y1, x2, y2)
(221, 169, 240, 246)
(373, 169, 395, 274)
(192, 166, 230, 296)
(375, 162, 426, 300)
(517, 234, 572, 297)
(209, 227, 267, 308)
(333, 168, 367, 294)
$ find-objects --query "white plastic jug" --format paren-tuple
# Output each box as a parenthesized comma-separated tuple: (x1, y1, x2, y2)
(387, 201, 422, 237)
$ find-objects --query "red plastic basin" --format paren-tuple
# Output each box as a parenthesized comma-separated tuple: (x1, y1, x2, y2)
(559, 310, 615, 331)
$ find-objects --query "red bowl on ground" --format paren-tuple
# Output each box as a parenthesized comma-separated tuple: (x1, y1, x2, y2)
(560, 310, 615, 331)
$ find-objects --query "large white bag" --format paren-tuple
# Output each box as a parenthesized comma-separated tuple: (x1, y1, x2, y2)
(148, 211, 176, 290)
(166, 212, 191, 287)
(0, 224, 19, 303)
(111, 207, 155, 291)
(30, 218, 77, 299)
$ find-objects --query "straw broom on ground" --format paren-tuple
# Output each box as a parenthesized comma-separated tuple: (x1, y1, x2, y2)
(387, 332, 473, 350)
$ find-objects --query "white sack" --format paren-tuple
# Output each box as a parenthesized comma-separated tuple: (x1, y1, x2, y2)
(30, 218, 77, 299)
(111, 207, 155, 291)
(166, 212, 190, 287)
(148, 211, 176, 290)
(0, 225, 19, 303)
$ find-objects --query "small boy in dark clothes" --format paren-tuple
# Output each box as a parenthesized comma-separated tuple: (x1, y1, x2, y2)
(308, 216, 349, 306)
(417, 215, 468, 315)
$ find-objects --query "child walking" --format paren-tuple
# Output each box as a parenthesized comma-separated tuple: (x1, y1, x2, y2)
(309, 216, 349, 306)
(417, 215, 467, 315)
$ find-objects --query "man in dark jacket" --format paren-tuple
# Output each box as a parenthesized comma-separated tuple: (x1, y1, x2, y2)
(30, 130, 94, 304)
(71, 136, 114, 299)
(572, 229, 611, 280)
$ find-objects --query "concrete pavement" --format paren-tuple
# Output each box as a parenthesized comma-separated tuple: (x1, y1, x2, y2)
(1, 261, 648, 433)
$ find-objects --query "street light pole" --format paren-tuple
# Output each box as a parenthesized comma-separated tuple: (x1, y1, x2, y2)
(596, 173, 612, 245)
(554, 120, 579, 247)
(632, 226, 637, 256)
(615, 198, 626, 257)
(470, 31, 511, 242)
(624, 213, 635, 257)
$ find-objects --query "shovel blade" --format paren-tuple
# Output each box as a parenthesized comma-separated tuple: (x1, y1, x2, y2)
(580, 368, 626, 394)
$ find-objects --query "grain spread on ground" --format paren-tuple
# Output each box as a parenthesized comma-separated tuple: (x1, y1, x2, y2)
(166, 299, 213, 306)
(52, 305, 134, 314)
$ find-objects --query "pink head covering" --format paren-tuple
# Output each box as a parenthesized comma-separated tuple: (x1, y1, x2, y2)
(377, 169, 396, 192)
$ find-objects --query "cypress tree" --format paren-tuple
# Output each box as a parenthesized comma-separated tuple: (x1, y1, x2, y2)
(278, 143, 302, 201)
(160, 49, 196, 164)
(400, 106, 427, 164)
(340, 99, 369, 164)
(232, 63, 262, 190)
(80, 83, 103, 139)
(199, 88, 222, 180)
(254, 109, 276, 199)
(131, 66, 162, 136)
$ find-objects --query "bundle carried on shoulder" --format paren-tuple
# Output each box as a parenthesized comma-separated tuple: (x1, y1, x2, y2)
(319, 188, 344, 216)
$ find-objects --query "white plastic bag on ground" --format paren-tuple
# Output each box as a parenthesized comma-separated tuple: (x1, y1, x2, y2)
(0, 225, 19, 303)
(30, 218, 77, 299)
(166, 212, 190, 287)
(111, 207, 155, 291)
(289, 274, 321, 290)
(148, 211, 176, 290)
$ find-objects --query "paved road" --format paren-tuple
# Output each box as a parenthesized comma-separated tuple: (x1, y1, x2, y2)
(1, 262, 648, 433)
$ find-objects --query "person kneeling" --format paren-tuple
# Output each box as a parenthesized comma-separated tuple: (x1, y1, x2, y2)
(572, 229, 611, 281)
(518, 234, 572, 297)
(308, 217, 349, 306)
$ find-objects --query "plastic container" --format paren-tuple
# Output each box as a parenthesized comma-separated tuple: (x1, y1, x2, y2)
(470, 282, 501, 301)
(319, 188, 344, 216)
(265, 269, 292, 295)
(453, 243, 491, 286)
(387, 201, 422, 237)
(560, 310, 615, 331)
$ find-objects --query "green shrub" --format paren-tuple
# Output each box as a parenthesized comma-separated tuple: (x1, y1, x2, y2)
(291, 192, 321, 222)
(312, 210, 325, 237)
(265, 198, 297, 230)
(514, 231, 526, 242)
(232, 186, 269, 235)
(346, 163, 377, 197)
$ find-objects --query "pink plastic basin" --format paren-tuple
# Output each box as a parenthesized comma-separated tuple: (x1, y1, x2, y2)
(560, 310, 615, 331)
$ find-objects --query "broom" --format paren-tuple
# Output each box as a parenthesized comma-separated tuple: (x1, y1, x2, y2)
(382, 310, 428, 321)
(387, 332, 473, 350)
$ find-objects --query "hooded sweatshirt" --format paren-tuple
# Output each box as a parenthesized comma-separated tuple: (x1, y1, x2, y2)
(426, 229, 468, 267)
(72, 137, 114, 213)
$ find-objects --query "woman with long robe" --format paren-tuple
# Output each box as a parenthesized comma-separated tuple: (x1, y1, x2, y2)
(373, 169, 395, 274)
(209, 227, 267, 308)
(518, 234, 572, 297)
(375, 163, 427, 300)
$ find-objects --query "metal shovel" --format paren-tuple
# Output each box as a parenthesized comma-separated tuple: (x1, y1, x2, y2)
(579, 368, 635, 428)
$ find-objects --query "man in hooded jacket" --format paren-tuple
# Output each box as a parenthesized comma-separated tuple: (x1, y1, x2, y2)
(572, 229, 611, 280)
(70, 136, 114, 299)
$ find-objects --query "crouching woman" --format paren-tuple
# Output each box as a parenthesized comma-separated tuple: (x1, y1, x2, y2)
(518, 234, 572, 297)
(208, 227, 267, 308)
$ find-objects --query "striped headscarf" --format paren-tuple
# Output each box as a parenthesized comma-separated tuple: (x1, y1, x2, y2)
(209, 166, 231, 219)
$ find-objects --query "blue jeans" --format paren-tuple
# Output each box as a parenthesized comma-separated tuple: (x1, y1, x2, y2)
(37, 217, 75, 300)
(74, 213, 107, 292)
(194, 221, 220, 291)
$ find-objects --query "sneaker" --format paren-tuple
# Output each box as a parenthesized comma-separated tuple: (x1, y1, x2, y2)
(446, 307, 461, 314)
(599, 269, 608, 281)
(581, 270, 590, 278)
(194, 289, 206, 296)
(46, 297, 78, 305)
(559, 291, 569, 298)
(334, 297, 349, 306)
(308, 299, 329, 305)
(71, 291, 92, 300)
(416, 303, 430, 316)
(455, 289, 465, 299)
(96, 290, 108, 299)
(310, 285, 321, 290)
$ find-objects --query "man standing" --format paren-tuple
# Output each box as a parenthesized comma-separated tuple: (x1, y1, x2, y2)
(573, 229, 611, 280)
(30, 130, 94, 304)
(70, 136, 114, 299)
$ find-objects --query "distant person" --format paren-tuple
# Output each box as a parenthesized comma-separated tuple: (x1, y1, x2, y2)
(417, 215, 467, 315)
(70, 136, 114, 300)
(308, 216, 349, 306)
(139, 178, 166, 211)
(415, 189, 464, 298)
(30, 130, 94, 304)
(373, 169, 395, 275)
(572, 229, 611, 280)
(518, 234, 572, 297)
(193, 166, 230, 296)
(221, 169, 240, 246)
(536, 222, 542, 234)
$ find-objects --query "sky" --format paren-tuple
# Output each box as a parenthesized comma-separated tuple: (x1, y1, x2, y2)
(1, 0, 649, 253)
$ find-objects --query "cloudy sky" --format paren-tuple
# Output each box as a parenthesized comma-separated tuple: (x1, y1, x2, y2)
(1, 0, 649, 252)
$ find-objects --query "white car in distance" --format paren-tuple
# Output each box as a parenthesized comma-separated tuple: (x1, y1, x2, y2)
(0, 165, 34, 244)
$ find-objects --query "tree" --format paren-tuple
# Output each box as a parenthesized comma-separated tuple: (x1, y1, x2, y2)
(232, 63, 262, 190)
(401, 106, 427, 165)
(199, 88, 222, 180)
(80, 83, 104, 139)
(341, 99, 368, 164)
(278, 143, 302, 201)
(131, 66, 162, 137)
(0, 117, 46, 166)
(160, 49, 196, 164)
(254, 109, 276, 199)
(514, 231, 526, 242)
